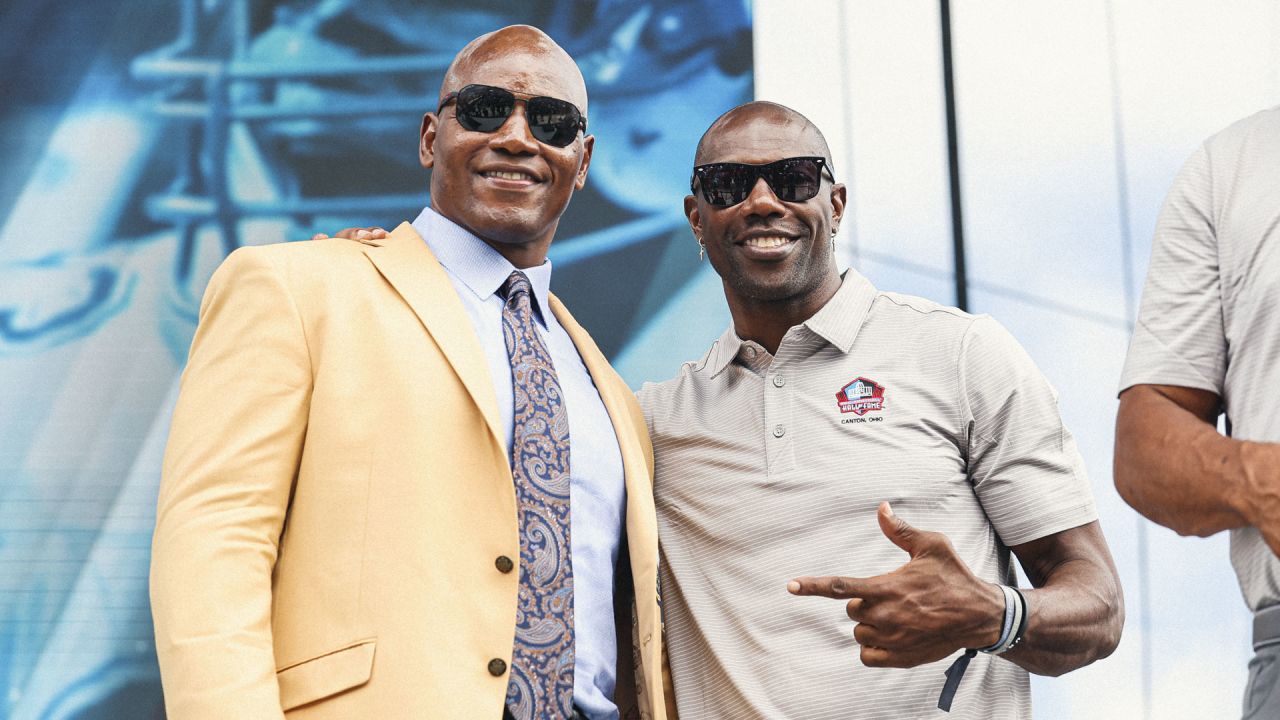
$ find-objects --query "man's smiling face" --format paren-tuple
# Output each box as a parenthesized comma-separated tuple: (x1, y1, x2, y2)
(420, 27, 593, 262)
(686, 105, 845, 307)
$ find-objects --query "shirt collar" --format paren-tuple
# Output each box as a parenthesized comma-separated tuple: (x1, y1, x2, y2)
(412, 206, 554, 327)
(803, 269, 878, 353)
(707, 270, 878, 378)
(706, 325, 745, 378)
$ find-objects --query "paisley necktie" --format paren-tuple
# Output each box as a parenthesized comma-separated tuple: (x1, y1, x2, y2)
(500, 270, 574, 719)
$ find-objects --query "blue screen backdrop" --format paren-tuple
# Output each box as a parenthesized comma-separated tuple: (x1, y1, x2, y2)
(0, 1, 751, 717)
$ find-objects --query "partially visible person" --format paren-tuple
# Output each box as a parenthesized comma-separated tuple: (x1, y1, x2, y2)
(1115, 106, 1280, 719)
(639, 101, 1123, 718)
(151, 25, 670, 720)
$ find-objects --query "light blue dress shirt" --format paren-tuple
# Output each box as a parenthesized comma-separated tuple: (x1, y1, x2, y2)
(412, 207, 627, 720)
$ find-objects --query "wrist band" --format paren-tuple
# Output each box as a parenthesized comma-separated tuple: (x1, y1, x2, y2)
(938, 584, 1026, 712)
(984, 585, 1024, 655)
(978, 585, 1017, 653)
(1005, 587, 1029, 652)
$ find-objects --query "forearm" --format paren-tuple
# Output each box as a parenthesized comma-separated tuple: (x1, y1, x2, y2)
(999, 563, 1121, 675)
(1114, 385, 1272, 537)
(1001, 523, 1123, 676)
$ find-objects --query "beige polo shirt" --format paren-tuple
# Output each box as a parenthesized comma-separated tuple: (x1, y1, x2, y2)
(639, 271, 1098, 719)
(1120, 106, 1280, 612)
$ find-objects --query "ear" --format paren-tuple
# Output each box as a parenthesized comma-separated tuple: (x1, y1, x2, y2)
(829, 182, 848, 236)
(419, 112, 440, 169)
(574, 134, 594, 191)
(684, 194, 702, 244)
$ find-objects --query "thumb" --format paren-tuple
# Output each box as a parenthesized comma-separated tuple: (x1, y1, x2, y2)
(877, 501, 921, 556)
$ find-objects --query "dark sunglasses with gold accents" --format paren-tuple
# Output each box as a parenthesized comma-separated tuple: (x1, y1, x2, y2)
(437, 84, 587, 148)
(690, 156, 836, 207)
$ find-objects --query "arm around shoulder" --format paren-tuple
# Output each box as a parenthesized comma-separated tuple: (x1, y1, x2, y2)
(150, 247, 313, 719)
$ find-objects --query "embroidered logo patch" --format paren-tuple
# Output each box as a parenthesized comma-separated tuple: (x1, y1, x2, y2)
(836, 377, 886, 415)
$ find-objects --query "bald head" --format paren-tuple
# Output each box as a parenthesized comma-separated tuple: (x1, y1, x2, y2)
(694, 101, 831, 168)
(441, 25, 588, 116)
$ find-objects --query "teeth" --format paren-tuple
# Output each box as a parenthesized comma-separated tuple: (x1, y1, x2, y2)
(743, 236, 790, 248)
(485, 171, 534, 181)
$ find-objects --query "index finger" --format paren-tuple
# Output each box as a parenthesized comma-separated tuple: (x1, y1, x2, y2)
(787, 575, 882, 599)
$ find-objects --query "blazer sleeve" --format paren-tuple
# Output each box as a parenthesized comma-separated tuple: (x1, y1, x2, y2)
(150, 247, 313, 719)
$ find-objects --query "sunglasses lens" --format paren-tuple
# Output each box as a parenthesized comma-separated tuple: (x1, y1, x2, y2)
(700, 166, 754, 206)
(455, 86, 515, 132)
(450, 85, 582, 147)
(697, 158, 825, 206)
(767, 158, 822, 202)
(526, 96, 582, 147)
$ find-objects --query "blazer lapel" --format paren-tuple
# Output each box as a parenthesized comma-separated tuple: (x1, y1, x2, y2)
(363, 222, 505, 455)
(547, 294, 651, 519)
(548, 293, 663, 714)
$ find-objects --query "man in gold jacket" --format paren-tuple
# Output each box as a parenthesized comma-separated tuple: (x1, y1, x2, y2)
(150, 25, 670, 720)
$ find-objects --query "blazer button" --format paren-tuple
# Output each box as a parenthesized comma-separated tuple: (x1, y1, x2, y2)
(495, 555, 514, 573)
(488, 658, 507, 676)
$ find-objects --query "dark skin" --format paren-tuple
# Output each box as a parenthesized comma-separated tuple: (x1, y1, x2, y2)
(1115, 384, 1280, 553)
(788, 505, 1122, 676)
(686, 105, 844, 354)
(313, 26, 593, 270)
(698, 103, 1123, 677)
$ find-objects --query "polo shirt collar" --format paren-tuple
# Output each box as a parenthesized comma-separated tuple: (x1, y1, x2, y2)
(707, 326, 746, 378)
(707, 270, 878, 378)
(412, 205, 554, 327)
(803, 270, 878, 353)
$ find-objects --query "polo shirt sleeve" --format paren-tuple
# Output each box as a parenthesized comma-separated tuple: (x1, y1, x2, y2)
(636, 384, 656, 436)
(1118, 144, 1226, 396)
(960, 315, 1098, 546)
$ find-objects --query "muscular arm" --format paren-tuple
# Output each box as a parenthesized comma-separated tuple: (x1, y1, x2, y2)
(1114, 383, 1280, 550)
(790, 509, 1121, 677)
(1002, 521, 1123, 676)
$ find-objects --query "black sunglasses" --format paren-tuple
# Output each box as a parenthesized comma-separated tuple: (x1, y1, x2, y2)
(437, 84, 587, 148)
(691, 156, 836, 207)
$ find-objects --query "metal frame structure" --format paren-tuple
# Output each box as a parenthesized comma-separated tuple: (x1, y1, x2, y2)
(130, 0, 448, 283)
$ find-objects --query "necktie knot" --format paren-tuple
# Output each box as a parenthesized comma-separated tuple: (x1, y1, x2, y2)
(500, 270, 533, 304)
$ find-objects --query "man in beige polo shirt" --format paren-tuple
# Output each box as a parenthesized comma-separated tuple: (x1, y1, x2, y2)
(1115, 106, 1280, 718)
(638, 101, 1124, 719)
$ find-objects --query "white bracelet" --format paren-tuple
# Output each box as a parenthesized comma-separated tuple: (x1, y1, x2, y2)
(987, 585, 1025, 655)
(979, 584, 1016, 653)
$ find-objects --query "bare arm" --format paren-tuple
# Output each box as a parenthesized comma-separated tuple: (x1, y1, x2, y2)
(1001, 521, 1123, 676)
(1114, 383, 1280, 551)
(789, 505, 1122, 677)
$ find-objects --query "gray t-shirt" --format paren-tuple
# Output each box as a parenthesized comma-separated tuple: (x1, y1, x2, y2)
(641, 272, 1098, 719)
(1120, 106, 1280, 612)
